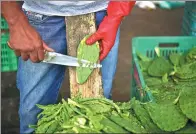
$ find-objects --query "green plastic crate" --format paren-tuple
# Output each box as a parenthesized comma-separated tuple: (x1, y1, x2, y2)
(1, 16, 9, 30)
(131, 36, 196, 102)
(1, 33, 18, 72)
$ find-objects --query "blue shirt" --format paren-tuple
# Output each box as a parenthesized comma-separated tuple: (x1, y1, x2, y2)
(22, 1, 109, 16)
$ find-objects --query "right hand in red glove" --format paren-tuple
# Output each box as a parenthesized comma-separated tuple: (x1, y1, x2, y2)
(86, 1, 136, 61)
(86, 15, 122, 61)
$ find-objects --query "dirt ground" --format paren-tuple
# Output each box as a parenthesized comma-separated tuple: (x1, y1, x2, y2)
(1, 7, 184, 133)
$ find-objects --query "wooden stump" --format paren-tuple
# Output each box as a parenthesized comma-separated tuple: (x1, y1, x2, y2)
(65, 13, 103, 98)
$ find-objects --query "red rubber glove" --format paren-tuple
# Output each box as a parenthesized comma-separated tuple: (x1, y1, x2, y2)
(86, 1, 136, 61)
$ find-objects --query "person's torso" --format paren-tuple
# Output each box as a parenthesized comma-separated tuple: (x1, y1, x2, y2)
(22, 1, 109, 16)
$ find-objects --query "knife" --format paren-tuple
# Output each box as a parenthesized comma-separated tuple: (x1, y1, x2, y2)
(42, 51, 102, 68)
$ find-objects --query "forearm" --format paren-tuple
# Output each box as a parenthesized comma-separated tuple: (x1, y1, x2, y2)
(107, 1, 136, 18)
(1, 1, 28, 26)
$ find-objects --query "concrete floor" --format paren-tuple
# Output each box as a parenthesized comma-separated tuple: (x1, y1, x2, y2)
(1, 7, 184, 133)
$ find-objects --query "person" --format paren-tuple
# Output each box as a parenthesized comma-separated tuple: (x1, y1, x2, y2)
(2, 1, 136, 133)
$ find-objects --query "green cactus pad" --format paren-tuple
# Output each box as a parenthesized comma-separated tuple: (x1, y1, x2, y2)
(179, 53, 187, 66)
(179, 87, 196, 122)
(150, 85, 181, 104)
(145, 102, 188, 132)
(80, 100, 113, 114)
(175, 62, 196, 79)
(148, 57, 173, 77)
(109, 113, 147, 133)
(131, 99, 162, 133)
(169, 53, 181, 66)
(139, 60, 152, 72)
(144, 77, 163, 87)
(76, 35, 100, 84)
(186, 47, 196, 63)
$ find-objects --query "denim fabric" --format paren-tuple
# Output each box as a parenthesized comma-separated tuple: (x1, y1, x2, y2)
(17, 9, 120, 133)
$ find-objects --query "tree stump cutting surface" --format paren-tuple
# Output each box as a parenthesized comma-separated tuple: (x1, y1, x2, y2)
(65, 13, 103, 98)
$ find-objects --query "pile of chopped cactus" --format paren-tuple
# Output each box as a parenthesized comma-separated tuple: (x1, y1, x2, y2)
(29, 96, 196, 133)
(29, 47, 196, 133)
(135, 47, 196, 133)
(137, 47, 196, 104)
(137, 47, 196, 102)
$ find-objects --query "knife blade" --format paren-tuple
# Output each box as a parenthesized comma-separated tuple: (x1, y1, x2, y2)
(42, 52, 102, 68)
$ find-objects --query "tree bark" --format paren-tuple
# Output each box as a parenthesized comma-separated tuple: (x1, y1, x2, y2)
(65, 13, 103, 98)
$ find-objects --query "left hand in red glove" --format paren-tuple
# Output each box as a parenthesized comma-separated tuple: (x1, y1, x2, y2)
(86, 1, 136, 61)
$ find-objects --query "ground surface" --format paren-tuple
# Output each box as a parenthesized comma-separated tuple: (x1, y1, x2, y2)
(1, 7, 184, 133)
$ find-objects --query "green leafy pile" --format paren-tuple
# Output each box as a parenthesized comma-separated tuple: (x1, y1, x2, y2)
(135, 47, 196, 132)
(137, 47, 196, 102)
(30, 96, 196, 133)
(29, 97, 147, 133)
(29, 47, 196, 133)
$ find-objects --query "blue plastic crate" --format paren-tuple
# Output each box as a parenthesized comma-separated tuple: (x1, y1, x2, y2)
(184, 7, 196, 20)
(181, 2, 196, 36)
(182, 24, 196, 36)
(181, 29, 186, 36)
(183, 30, 196, 36)
(181, 22, 196, 36)
(184, 10, 196, 21)
(182, 15, 196, 32)
(182, 16, 196, 31)
(184, 1, 196, 11)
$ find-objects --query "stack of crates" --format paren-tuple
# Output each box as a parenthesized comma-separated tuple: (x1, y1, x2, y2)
(1, 16, 18, 72)
(1, 17, 9, 30)
(181, 1, 196, 36)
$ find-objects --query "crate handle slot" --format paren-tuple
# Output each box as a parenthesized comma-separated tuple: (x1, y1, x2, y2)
(159, 43, 179, 48)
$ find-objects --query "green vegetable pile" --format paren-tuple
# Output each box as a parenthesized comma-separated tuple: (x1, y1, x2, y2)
(29, 47, 196, 133)
(29, 96, 196, 133)
(135, 47, 196, 133)
(137, 47, 196, 103)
